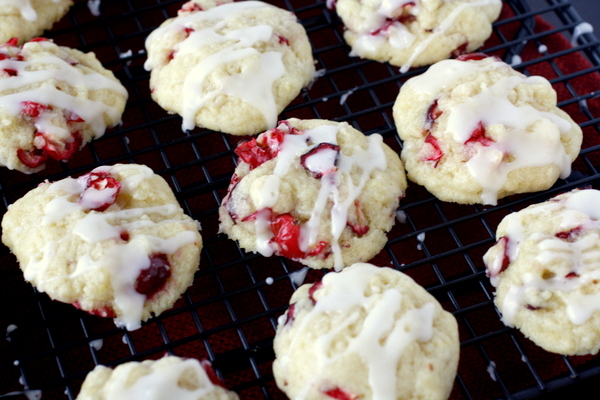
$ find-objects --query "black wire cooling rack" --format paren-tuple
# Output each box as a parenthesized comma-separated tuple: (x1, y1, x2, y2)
(1, 0, 600, 399)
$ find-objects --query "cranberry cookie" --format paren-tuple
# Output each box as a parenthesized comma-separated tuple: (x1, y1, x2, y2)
(273, 263, 460, 400)
(0, 37, 128, 173)
(0, 0, 72, 44)
(336, 0, 501, 72)
(484, 188, 600, 355)
(218, 118, 407, 271)
(144, 0, 315, 136)
(76, 356, 238, 400)
(2, 164, 202, 330)
(393, 54, 582, 205)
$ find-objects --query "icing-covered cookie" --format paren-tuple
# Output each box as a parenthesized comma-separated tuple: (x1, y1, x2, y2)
(0, 0, 72, 44)
(393, 54, 582, 205)
(218, 118, 407, 271)
(144, 0, 315, 136)
(336, 0, 501, 71)
(76, 356, 239, 400)
(273, 263, 460, 400)
(0, 37, 128, 173)
(484, 188, 600, 355)
(1, 164, 202, 330)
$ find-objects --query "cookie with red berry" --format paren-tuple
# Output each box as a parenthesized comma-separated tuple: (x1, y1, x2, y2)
(273, 263, 459, 400)
(218, 118, 407, 271)
(483, 188, 600, 355)
(76, 356, 238, 400)
(393, 54, 582, 205)
(0, 37, 128, 173)
(1, 164, 202, 330)
(335, 0, 501, 72)
(144, 0, 315, 136)
(0, 0, 72, 44)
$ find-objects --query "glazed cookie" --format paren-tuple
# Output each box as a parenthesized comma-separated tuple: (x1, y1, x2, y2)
(0, 0, 72, 44)
(1, 164, 202, 330)
(273, 263, 460, 400)
(0, 37, 128, 173)
(393, 54, 582, 205)
(144, 0, 316, 136)
(76, 356, 238, 400)
(218, 118, 407, 271)
(336, 0, 501, 72)
(483, 188, 600, 355)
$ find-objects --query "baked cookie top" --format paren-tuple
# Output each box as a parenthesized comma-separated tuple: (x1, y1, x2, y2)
(393, 54, 582, 205)
(144, 0, 316, 136)
(483, 188, 600, 355)
(336, 0, 501, 71)
(0, 37, 128, 173)
(273, 262, 460, 400)
(76, 356, 239, 400)
(218, 118, 407, 271)
(0, 0, 72, 44)
(1, 164, 202, 330)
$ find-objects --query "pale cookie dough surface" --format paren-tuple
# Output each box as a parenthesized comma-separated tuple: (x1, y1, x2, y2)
(273, 263, 460, 400)
(393, 55, 582, 205)
(336, 0, 501, 71)
(0, 0, 72, 44)
(144, 0, 316, 136)
(0, 38, 128, 173)
(1, 163, 203, 331)
(76, 356, 239, 400)
(483, 189, 600, 356)
(218, 118, 407, 271)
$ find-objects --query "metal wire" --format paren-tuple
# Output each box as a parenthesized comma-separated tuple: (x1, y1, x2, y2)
(1, 0, 600, 399)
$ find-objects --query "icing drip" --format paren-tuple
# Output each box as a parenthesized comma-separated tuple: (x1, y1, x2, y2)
(250, 122, 387, 271)
(489, 190, 600, 326)
(279, 264, 435, 400)
(144, 1, 287, 132)
(104, 358, 222, 399)
(0, 0, 62, 21)
(27, 165, 197, 331)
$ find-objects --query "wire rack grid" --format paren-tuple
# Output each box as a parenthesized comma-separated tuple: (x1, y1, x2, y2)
(1, 0, 600, 399)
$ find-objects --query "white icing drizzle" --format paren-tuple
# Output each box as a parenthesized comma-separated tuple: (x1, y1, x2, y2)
(104, 358, 222, 400)
(494, 190, 600, 326)
(399, 0, 501, 73)
(279, 264, 435, 399)
(25, 165, 198, 331)
(0, 0, 61, 21)
(144, 1, 287, 132)
(251, 122, 387, 271)
(0, 46, 127, 139)
(408, 58, 574, 205)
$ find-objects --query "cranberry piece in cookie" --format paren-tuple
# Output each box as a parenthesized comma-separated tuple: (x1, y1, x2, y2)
(135, 254, 172, 299)
(78, 171, 122, 212)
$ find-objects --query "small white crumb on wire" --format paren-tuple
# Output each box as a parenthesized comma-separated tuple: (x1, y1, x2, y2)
(340, 87, 358, 105)
(265, 277, 274, 285)
(88, 0, 101, 16)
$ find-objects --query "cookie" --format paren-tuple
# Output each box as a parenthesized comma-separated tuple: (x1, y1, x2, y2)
(218, 118, 407, 271)
(483, 188, 600, 355)
(273, 262, 460, 400)
(1, 163, 202, 330)
(393, 54, 582, 205)
(336, 0, 502, 72)
(144, 0, 316, 136)
(0, 0, 72, 44)
(76, 356, 239, 400)
(0, 37, 128, 173)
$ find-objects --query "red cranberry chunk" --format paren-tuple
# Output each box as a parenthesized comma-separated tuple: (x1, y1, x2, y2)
(284, 303, 296, 325)
(456, 52, 489, 61)
(21, 101, 52, 118)
(277, 34, 290, 45)
(2, 68, 17, 77)
(451, 42, 469, 58)
(4, 37, 18, 47)
(199, 360, 226, 388)
(235, 128, 286, 169)
(464, 121, 494, 146)
(322, 387, 358, 400)
(347, 201, 369, 236)
(426, 99, 442, 126)
(270, 213, 306, 259)
(29, 37, 49, 42)
(300, 143, 340, 178)
(135, 253, 172, 298)
(308, 280, 323, 304)
(37, 131, 83, 161)
(73, 301, 116, 318)
(78, 171, 122, 212)
(486, 236, 510, 278)
(179, 1, 203, 14)
(565, 272, 580, 279)
(17, 147, 48, 168)
(422, 134, 443, 167)
(555, 226, 583, 242)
